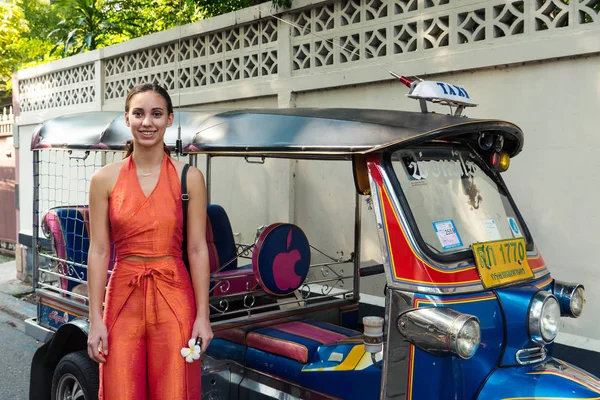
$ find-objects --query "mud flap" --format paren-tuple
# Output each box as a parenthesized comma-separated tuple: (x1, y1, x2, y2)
(29, 341, 52, 400)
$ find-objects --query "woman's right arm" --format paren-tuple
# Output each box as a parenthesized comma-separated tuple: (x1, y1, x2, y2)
(87, 169, 111, 363)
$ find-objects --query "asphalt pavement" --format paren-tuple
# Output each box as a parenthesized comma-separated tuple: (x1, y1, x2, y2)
(0, 310, 41, 399)
(0, 258, 41, 400)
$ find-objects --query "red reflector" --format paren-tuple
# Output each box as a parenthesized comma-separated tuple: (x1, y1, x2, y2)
(490, 152, 500, 169)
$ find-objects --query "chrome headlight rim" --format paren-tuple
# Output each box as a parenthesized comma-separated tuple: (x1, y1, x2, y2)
(397, 307, 481, 360)
(553, 280, 585, 318)
(571, 286, 586, 317)
(528, 290, 560, 345)
(451, 314, 481, 359)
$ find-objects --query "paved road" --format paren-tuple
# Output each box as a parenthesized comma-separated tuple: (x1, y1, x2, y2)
(0, 311, 42, 400)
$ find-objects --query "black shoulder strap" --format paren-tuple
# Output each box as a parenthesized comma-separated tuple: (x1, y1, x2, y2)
(181, 164, 190, 272)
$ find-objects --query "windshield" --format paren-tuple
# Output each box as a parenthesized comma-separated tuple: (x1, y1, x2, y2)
(390, 147, 529, 257)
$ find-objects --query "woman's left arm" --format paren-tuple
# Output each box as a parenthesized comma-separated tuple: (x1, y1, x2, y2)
(186, 166, 213, 353)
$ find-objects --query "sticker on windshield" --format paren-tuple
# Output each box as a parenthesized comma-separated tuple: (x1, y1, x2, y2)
(433, 220, 463, 250)
(483, 219, 502, 241)
(507, 217, 522, 237)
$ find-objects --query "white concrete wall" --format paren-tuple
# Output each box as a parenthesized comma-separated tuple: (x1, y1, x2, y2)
(293, 56, 600, 350)
(190, 96, 290, 244)
(14, 0, 600, 351)
(17, 125, 36, 238)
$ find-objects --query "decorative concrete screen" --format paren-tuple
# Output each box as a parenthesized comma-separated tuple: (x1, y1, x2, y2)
(288, 0, 598, 70)
(104, 19, 279, 100)
(0, 107, 13, 136)
(19, 64, 96, 113)
(16, 0, 600, 114)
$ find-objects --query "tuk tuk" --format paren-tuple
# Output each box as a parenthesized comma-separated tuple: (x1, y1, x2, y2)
(26, 78, 599, 400)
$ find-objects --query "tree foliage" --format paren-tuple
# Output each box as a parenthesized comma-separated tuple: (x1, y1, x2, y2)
(0, 2, 28, 94)
(197, 0, 291, 18)
(48, 0, 141, 57)
(1, 0, 61, 97)
(1, 0, 292, 98)
(47, 0, 291, 57)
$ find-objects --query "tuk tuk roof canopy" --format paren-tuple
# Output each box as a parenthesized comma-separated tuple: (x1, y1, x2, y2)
(31, 108, 524, 159)
(30, 110, 211, 152)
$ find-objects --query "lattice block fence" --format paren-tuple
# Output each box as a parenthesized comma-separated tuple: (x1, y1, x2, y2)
(104, 19, 279, 101)
(17, 0, 600, 111)
(0, 107, 13, 137)
(19, 64, 96, 113)
(289, 0, 600, 71)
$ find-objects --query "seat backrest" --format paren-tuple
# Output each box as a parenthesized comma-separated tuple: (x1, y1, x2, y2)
(42, 206, 91, 292)
(43, 206, 116, 294)
(206, 204, 238, 273)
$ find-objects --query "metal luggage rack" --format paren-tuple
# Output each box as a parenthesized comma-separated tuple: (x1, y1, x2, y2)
(33, 149, 356, 323)
(208, 244, 355, 324)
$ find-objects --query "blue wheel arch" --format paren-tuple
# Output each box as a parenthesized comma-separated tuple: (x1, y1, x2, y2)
(29, 319, 93, 400)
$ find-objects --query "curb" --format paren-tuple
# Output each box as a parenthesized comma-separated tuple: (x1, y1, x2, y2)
(0, 291, 36, 321)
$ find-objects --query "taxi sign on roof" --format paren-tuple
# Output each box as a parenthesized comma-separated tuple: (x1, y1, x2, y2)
(407, 80, 477, 108)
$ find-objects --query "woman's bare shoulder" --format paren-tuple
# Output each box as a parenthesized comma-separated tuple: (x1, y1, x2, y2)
(170, 158, 205, 188)
(170, 158, 185, 175)
(91, 159, 126, 194)
(170, 158, 204, 179)
(187, 164, 205, 182)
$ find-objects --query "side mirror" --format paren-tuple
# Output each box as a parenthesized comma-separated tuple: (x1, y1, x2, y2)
(352, 154, 371, 195)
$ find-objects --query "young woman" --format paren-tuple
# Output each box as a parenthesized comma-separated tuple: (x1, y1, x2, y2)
(86, 83, 213, 399)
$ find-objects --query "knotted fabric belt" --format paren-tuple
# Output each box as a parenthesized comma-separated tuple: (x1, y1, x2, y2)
(128, 268, 178, 323)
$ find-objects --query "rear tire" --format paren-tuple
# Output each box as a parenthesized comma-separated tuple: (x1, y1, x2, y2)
(51, 351, 99, 400)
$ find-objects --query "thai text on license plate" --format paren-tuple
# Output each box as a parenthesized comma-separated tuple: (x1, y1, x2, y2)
(472, 238, 534, 289)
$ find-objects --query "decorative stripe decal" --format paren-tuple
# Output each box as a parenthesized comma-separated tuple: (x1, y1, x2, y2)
(407, 292, 497, 399)
(414, 293, 497, 307)
(526, 371, 600, 394)
(502, 397, 600, 400)
(407, 344, 416, 400)
(534, 276, 553, 289)
(302, 345, 365, 372)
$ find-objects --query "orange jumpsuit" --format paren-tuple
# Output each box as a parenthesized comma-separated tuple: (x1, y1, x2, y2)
(99, 154, 201, 399)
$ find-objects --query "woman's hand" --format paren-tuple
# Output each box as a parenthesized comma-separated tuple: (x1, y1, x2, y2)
(191, 316, 213, 354)
(87, 319, 108, 363)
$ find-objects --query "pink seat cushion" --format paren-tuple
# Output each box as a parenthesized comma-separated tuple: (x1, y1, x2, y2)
(212, 265, 257, 296)
(246, 320, 361, 364)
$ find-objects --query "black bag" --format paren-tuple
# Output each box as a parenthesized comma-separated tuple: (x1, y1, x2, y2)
(181, 164, 190, 273)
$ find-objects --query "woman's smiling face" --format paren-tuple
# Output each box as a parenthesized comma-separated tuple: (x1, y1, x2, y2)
(125, 90, 174, 150)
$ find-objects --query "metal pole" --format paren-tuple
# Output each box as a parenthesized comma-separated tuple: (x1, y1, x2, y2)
(353, 191, 362, 301)
(32, 150, 39, 288)
(188, 154, 198, 168)
(206, 155, 212, 204)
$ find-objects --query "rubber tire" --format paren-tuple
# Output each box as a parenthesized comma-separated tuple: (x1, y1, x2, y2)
(51, 351, 99, 400)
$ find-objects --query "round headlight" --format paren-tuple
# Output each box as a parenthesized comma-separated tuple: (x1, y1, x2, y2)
(554, 281, 586, 318)
(529, 291, 560, 345)
(570, 286, 585, 317)
(456, 318, 481, 359)
(398, 308, 481, 359)
(540, 298, 560, 342)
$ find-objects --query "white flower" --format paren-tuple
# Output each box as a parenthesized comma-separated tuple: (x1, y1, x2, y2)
(180, 338, 201, 363)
